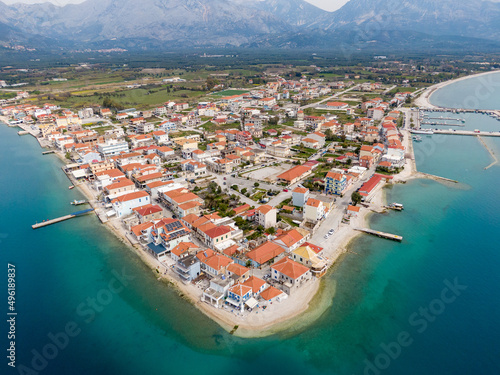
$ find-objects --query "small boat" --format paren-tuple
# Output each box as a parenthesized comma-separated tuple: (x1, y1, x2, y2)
(69, 185, 75, 190)
(71, 200, 87, 205)
(411, 128, 434, 135)
(412, 135, 422, 142)
(388, 203, 404, 211)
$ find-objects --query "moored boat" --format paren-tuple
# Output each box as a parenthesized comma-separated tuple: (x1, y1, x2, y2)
(411, 128, 434, 135)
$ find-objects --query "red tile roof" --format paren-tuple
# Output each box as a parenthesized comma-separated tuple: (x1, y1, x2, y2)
(246, 241, 285, 265)
(271, 257, 309, 280)
(227, 263, 249, 277)
(260, 286, 284, 300)
(242, 276, 266, 294)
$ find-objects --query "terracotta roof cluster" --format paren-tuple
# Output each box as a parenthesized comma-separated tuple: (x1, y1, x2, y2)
(246, 241, 285, 265)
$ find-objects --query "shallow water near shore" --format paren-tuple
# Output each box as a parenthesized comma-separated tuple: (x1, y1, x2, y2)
(1, 72, 500, 375)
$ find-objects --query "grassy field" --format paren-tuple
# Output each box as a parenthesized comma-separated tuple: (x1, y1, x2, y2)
(210, 89, 249, 97)
(31, 86, 208, 109)
(200, 121, 240, 132)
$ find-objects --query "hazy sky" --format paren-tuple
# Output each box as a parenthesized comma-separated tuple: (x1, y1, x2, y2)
(1, 0, 349, 12)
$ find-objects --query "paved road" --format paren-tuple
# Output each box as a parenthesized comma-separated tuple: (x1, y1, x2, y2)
(382, 85, 398, 95)
(311, 164, 377, 247)
(299, 85, 360, 110)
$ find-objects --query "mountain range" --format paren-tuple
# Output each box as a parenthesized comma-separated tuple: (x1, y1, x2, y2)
(1, 0, 500, 51)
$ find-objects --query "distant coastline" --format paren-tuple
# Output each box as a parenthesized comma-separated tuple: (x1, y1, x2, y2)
(414, 69, 500, 109)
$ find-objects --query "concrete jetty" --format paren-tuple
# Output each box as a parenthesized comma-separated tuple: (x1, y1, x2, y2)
(417, 172, 458, 184)
(32, 208, 94, 229)
(477, 135, 498, 169)
(354, 228, 403, 242)
(420, 122, 465, 127)
(433, 130, 500, 137)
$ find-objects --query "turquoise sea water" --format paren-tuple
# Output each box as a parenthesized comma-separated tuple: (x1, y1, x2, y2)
(1, 74, 500, 375)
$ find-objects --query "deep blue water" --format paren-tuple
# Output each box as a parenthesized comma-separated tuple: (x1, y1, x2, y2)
(1, 73, 500, 375)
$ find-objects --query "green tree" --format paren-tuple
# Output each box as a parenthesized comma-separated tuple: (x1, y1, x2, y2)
(231, 185, 239, 191)
(206, 77, 220, 91)
(241, 188, 247, 195)
(351, 191, 362, 206)
(265, 227, 276, 235)
(253, 182, 260, 188)
(324, 128, 334, 141)
(65, 152, 71, 160)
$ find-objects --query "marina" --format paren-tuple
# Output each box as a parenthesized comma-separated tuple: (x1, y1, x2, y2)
(420, 121, 465, 127)
(420, 107, 500, 121)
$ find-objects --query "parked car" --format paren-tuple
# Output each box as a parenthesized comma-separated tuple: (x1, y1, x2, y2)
(328, 229, 335, 235)
(324, 234, 329, 239)
(283, 189, 288, 192)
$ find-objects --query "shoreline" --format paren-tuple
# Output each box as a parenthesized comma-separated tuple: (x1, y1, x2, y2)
(414, 69, 500, 109)
(0, 119, 415, 338)
(55, 144, 395, 338)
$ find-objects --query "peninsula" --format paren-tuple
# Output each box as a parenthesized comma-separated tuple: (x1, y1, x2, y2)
(2, 61, 490, 337)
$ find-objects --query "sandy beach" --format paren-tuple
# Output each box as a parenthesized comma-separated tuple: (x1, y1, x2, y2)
(414, 69, 500, 109)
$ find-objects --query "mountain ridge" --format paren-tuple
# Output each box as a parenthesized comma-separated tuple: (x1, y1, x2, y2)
(1, 0, 500, 51)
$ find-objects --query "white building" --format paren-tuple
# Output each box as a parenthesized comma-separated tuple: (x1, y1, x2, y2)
(111, 191, 151, 218)
(97, 140, 129, 157)
(255, 205, 277, 229)
(292, 187, 309, 207)
(304, 198, 326, 223)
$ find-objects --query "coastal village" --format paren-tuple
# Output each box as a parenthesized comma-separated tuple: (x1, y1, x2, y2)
(1, 73, 417, 328)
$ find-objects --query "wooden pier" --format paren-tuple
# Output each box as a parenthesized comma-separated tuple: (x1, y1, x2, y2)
(32, 208, 94, 229)
(355, 228, 403, 242)
(42, 150, 55, 155)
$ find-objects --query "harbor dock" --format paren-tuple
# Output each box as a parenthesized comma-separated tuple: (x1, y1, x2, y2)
(420, 121, 465, 127)
(42, 150, 55, 155)
(354, 228, 403, 242)
(433, 130, 500, 137)
(32, 208, 94, 229)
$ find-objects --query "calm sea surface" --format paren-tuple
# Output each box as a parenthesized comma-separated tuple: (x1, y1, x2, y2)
(1, 73, 499, 375)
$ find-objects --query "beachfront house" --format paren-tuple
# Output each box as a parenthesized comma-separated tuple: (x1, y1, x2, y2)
(271, 257, 310, 294)
(111, 191, 151, 218)
(226, 284, 253, 312)
(175, 255, 200, 283)
(152, 218, 191, 254)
